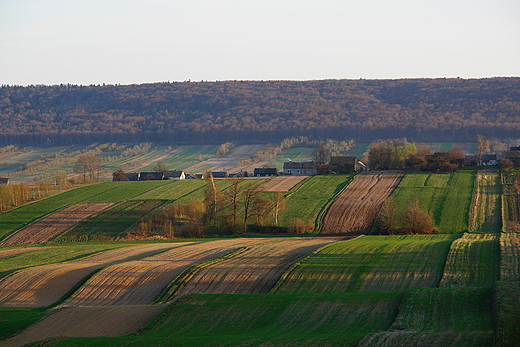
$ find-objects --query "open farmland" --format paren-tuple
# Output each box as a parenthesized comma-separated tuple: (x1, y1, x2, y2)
(0, 243, 185, 307)
(320, 171, 404, 234)
(56, 200, 165, 241)
(389, 169, 476, 233)
(0, 203, 114, 245)
(469, 170, 501, 233)
(59, 238, 270, 307)
(175, 238, 338, 297)
(36, 293, 403, 347)
(274, 235, 455, 294)
(184, 144, 266, 174)
(439, 233, 500, 288)
(501, 172, 520, 232)
(132, 180, 206, 200)
(500, 233, 520, 281)
(359, 287, 494, 347)
(255, 175, 308, 192)
(0, 246, 62, 260)
(279, 174, 354, 229)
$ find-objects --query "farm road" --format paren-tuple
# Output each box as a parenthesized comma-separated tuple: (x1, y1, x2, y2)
(0, 203, 115, 245)
(0, 305, 167, 347)
(59, 238, 271, 307)
(177, 237, 340, 296)
(0, 243, 190, 307)
(320, 171, 404, 235)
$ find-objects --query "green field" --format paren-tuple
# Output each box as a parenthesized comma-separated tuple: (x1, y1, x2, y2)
(41, 292, 404, 347)
(389, 168, 476, 233)
(469, 172, 502, 233)
(279, 174, 355, 229)
(359, 287, 494, 347)
(273, 235, 455, 294)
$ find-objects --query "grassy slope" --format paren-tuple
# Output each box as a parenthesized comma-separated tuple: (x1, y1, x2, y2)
(390, 168, 476, 233)
(274, 235, 455, 294)
(279, 174, 355, 229)
(41, 292, 404, 347)
(0, 182, 168, 241)
(469, 172, 501, 233)
(359, 287, 494, 347)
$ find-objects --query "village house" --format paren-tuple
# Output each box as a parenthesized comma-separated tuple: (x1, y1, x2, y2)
(329, 156, 360, 174)
(0, 178, 9, 185)
(211, 171, 229, 178)
(503, 147, 520, 167)
(254, 168, 278, 177)
(164, 170, 186, 180)
(139, 172, 164, 181)
(479, 154, 498, 166)
(283, 161, 316, 175)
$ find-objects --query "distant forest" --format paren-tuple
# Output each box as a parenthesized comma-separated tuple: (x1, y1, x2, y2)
(1, 77, 519, 145)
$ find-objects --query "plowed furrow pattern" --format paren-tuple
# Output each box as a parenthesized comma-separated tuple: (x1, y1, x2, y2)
(256, 176, 308, 192)
(60, 238, 270, 307)
(320, 172, 403, 234)
(0, 243, 186, 307)
(0, 246, 61, 259)
(178, 238, 338, 296)
(1, 203, 115, 245)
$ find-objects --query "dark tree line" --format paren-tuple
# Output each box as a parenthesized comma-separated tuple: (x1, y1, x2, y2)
(1, 77, 519, 145)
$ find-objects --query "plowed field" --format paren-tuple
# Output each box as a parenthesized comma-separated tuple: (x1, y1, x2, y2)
(2, 305, 167, 347)
(256, 176, 308, 192)
(320, 172, 404, 234)
(0, 204, 114, 245)
(60, 238, 270, 307)
(0, 243, 187, 307)
(177, 238, 338, 296)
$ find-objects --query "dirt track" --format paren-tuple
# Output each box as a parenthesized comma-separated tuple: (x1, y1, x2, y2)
(177, 238, 339, 296)
(320, 172, 404, 234)
(0, 243, 188, 307)
(256, 176, 308, 192)
(1, 203, 115, 245)
(59, 238, 270, 307)
(0, 305, 167, 347)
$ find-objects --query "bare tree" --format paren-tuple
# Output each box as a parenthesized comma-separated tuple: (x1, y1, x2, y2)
(476, 134, 490, 163)
(75, 153, 101, 183)
(272, 191, 286, 226)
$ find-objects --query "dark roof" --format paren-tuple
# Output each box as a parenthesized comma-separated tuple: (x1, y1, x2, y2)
(164, 170, 184, 178)
(283, 161, 314, 169)
(125, 173, 139, 181)
(0, 178, 9, 184)
(211, 171, 228, 178)
(139, 172, 164, 180)
(482, 154, 497, 161)
(254, 168, 278, 173)
(510, 147, 520, 151)
(329, 156, 356, 165)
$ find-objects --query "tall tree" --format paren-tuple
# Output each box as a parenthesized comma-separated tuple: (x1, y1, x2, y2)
(476, 134, 490, 162)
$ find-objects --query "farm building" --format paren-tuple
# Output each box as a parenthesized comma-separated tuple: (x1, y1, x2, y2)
(479, 154, 498, 166)
(283, 161, 316, 175)
(329, 156, 359, 174)
(164, 171, 185, 180)
(211, 172, 229, 178)
(124, 173, 140, 181)
(0, 178, 9, 185)
(254, 168, 278, 177)
(186, 173, 204, 179)
(503, 147, 520, 167)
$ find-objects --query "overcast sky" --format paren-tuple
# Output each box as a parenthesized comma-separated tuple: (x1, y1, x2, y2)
(1, 0, 519, 86)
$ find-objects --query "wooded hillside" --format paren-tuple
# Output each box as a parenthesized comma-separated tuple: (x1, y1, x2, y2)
(1, 77, 519, 145)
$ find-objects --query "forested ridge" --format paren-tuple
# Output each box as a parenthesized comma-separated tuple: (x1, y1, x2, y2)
(1, 77, 519, 145)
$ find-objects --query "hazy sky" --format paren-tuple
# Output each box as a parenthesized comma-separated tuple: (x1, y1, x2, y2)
(1, 0, 519, 85)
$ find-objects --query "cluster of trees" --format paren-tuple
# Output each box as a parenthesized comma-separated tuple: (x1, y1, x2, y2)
(0, 182, 53, 212)
(136, 174, 291, 238)
(216, 142, 234, 156)
(366, 139, 464, 172)
(375, 198, 435, 235)
(1, 78, 519, 145)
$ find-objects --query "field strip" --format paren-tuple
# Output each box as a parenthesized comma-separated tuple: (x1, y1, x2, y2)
(0, 247, 62, 259)
(320, 172, 404, 234)
(58, 238, 271, 307)
(469, 172, 501, 233)
(0, 243, 191, 307)
(358, 287, 494, 347)
(176, 238, 340, 296)
(439, 233, 499, 288)
(274, 235, 455, 294)
(1, 305, 167, 347)
(0, 203, 115, 245)
(255, 176, 308, 192)
(184, 144, 265, 173)
(500, 233, 520, 281)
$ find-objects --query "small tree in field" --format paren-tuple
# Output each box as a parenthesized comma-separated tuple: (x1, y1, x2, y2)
(375, 198, 399, 234)
(404, 199, 435, 234)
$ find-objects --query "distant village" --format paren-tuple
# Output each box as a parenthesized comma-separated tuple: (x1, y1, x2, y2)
(111, 146, 520, 182)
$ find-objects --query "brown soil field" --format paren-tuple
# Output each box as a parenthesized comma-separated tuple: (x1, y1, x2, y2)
(184, 144, 265, 174)
(255, 175, 308, 192)
(1, 305, 167, 347)
(59, 238, 271, 307)
(177, 238, 339, 296)
(320, 172, 404, 234)
(0, 243, 189, 307)
(0, 203, 115, 245)
(0, 247, 62, 259)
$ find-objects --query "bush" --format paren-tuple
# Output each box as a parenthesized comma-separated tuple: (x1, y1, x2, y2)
(287, 218, 314, 234)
